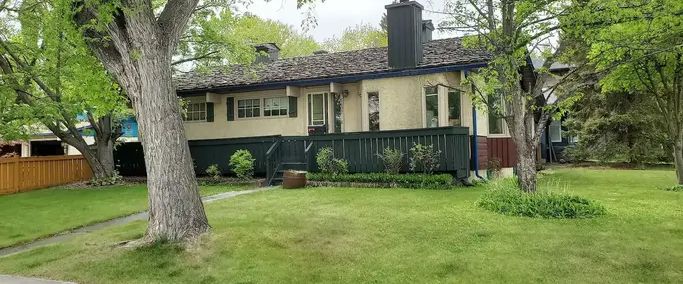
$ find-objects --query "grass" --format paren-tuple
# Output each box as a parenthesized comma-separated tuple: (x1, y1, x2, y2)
(0, 183, 252, 248)
(0, 168, 681, 283)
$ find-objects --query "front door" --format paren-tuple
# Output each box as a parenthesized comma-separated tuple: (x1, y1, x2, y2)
(308, 93, 328, 135)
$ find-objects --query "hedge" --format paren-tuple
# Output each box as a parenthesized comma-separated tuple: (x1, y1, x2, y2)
(306, 172, 454, 189)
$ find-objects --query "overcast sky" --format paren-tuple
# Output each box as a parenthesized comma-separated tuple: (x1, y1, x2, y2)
(236, 0, 454, 42)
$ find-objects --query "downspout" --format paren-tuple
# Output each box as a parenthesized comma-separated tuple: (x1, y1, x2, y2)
(466, 70, 485, 180)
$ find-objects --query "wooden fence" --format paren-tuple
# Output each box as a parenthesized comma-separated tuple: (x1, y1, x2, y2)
(0, 156, 92, 195)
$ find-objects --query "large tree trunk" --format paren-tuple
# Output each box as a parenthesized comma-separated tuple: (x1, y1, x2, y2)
(133, 52, 209, 242)
(515, 140, 538, 192)
(74, 0, 210, 243)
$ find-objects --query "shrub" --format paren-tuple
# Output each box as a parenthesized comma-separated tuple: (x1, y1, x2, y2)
(315, 147, 349, 175)
(378, 147, 404, 174)
(409, 143, 441, 174)
(90, 171, 123, 187)
(205, 164, 222, 180)
(307, 172, 453, 189)
(664, 185, 683, 192)
(477, 179, 606, 219)
(229, 150, 255, 180)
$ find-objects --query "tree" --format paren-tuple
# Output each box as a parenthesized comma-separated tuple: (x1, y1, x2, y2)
(0, 0, 127, 180)
(569, 0, 683, 185)
(69, 0, 319, 243)
(322, 23, 387, 52)
(442, 0, 589, 192)
(176, 8, 321, 71)
(565, 90, 671, 165)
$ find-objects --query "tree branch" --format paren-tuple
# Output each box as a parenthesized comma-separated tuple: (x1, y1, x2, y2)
(157, 0, 200, 51)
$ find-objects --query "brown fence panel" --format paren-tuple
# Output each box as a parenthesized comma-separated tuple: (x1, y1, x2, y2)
(0, 156, 92, 196)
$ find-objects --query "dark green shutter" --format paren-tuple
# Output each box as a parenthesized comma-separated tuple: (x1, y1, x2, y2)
(206, 102, 214, 122)
(289, 96, 298, 117)
(227, 97, 235, 121)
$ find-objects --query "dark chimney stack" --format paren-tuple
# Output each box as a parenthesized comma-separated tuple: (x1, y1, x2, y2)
(385, 0, 424, 69)
(422, 20, 434, 43)
(254, 43, 280, 63)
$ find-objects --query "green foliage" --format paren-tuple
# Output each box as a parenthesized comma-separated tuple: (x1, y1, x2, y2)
(664, 185, 683, 192)
(322, 23, 387, 52)
(177, 9, 321, 71)
(205, 164, 222, 180)
(229, 150, 255, 180)
(315, 147, 349, 175)
(477, 179, 606, 219)
(409, 144, 441, 174)
(564, 91, 671, 164)
(378, 147, 404, 174)
(487, 158, 502, 179)
(307, 172, 454, 189)
(89, 171, 123, 187)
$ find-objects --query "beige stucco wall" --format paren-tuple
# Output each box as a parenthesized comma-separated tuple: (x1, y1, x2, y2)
(359, 72, 463, 131)
(182, 71, 489, 140)
(184, 89, 308, 140)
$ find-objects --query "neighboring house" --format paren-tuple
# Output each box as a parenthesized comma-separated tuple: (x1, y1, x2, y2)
(8, 117, 139, 158)
(532, 60, 576, 163)
(171, 0, 523, 184)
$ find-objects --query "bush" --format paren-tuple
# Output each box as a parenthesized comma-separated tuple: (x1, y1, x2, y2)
(409, 143, 441, 174)
(664, 185, 683, 192)
(477, 179, 606, 219)
(307, 172, 453, 189)
(90, 171, 123, 187)
(378, 147, 404, 174)
(229, 150, 255, 180)
(205, 164, 222, 180)
(316, 147, 349, 175)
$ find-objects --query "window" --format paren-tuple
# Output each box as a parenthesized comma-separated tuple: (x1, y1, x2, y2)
(425, 86, 439, 128)
(237, 99, 260, 118)
(549, 120, 562, 142)
(448, 89, 461, 126)
(333, 93, 343, 133)
(488, 94, 505, 134)
(308, 93, 326, 126)
(184, 100, 207, 122)
(368, 92, 380, 131)
(264, 97, 288, 117)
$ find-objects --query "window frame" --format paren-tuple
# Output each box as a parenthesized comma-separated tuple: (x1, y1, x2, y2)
(424, 86, 439, 128)
(549, 120, 563, 143)
(237, 98, 261, 119)
(183, 99, 207, 122)
(367, 92, 380, 131)
(308, 93, 327, 126)
(447, 88, 462, 127)
(263, 97, 289, 117)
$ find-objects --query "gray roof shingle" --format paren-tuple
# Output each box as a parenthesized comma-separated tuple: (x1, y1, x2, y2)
(175, 37, 491, 92)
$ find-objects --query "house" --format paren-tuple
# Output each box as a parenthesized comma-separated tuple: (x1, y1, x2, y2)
(4, 116, 139, 158)
(171, 0, 520, 184)
(532, 60, 576, 163)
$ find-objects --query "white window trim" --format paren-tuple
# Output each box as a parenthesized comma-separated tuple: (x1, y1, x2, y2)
(423, 86, 440, 128)
(263, 96, 289, 117)
(236, 98, 261, 119)
(183, 99, 207, 123)
(308, 93, 327, 126)
(366, 92, 380, 131)
(550, 120, 562, 143)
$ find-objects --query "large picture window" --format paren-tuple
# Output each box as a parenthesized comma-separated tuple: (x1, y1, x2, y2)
(264, 97, 288, 117)
(425, 86, 439, 128)
(237, 99, 261, 118)
(183, 100, 207, 122)
(368, 92, 380, 131)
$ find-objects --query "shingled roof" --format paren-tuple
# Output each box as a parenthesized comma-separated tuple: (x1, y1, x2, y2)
(175, 37, 491, 93)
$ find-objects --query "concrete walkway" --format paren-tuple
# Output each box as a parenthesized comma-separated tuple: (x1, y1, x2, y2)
(0, 188, 270, 259)
(0, 275, 75, 284)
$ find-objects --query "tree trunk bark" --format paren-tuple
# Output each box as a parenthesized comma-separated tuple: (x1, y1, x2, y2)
(674, 142, 683, 186)
(131, 52, 209, 242)
(515, 139, 538, 192)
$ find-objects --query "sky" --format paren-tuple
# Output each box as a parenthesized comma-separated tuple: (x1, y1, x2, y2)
(235, 0, 454, 42)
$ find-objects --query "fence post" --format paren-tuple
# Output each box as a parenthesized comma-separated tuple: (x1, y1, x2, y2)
(13, 158, 20, 194)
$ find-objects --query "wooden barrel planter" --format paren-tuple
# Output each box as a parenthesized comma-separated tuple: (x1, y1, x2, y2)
(282, 170, 307, 189)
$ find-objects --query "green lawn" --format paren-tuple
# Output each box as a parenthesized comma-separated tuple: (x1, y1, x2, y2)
(0, 183, 251, 248)
(0, 168, 681, 283)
